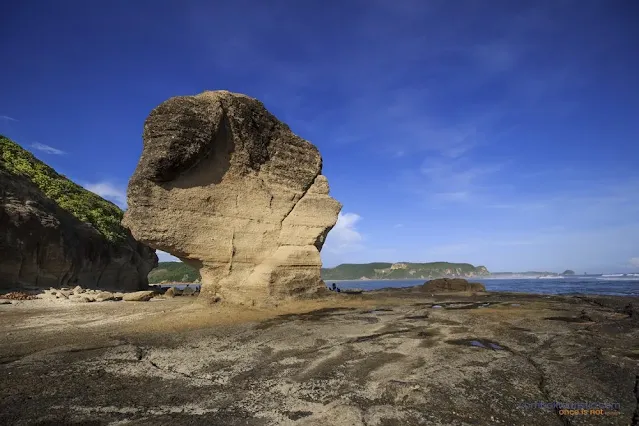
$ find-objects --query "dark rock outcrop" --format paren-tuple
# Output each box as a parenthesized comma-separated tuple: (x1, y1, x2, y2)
(422, 278, 486, 293)
(0, 136, 157, 291)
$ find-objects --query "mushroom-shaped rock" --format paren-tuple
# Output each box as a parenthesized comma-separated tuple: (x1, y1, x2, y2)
(123, 91, 342, 306)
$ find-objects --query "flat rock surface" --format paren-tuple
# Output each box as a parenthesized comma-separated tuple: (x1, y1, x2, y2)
(1, 290, 637, 425)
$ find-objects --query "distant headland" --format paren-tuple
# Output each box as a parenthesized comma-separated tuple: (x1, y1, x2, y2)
(321, 262, 489, 280)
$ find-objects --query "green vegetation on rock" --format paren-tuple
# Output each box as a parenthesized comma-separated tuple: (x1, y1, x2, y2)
(321, 262, 489, 280)
(562, 270, 575, 275)
(0, 135, 127, 243)
(148, 262, 201, 283)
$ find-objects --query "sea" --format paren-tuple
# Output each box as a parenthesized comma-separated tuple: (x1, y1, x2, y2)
(328, 274, 639, 297)
(166, 274, 639, 297)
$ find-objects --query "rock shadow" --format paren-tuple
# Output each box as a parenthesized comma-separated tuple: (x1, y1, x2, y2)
(254, 307, 357, 330)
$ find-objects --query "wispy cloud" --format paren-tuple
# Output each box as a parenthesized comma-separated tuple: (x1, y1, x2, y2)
(0, 115, 17, 122)
(324, 212, 364, 254)
(395, 155, 508, 206)
(83, 182, 127, 208)
(31, 142, 66, 155)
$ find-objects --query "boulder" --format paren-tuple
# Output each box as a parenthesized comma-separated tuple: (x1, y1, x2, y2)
(122, 290, 156, 302)
(0, 136, 158, 292)
(95, 291, 117, 302)
(163, 287, 176, 298)
(182, 286, 196, 296)
(123, 91, 342, 306)
(422, 278, 486, 293)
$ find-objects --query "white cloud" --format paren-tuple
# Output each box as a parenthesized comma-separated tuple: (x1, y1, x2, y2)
(630, 258, 639, 268)
(324, 212, 364, 253)
(83, 182, 127, 208)
(0, 115, 17, 122)
(31, 142, 65, 155)
(157, 250, 181, 262)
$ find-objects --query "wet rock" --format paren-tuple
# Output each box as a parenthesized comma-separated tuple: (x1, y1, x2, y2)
(622, 302, 636, 318)
(422, 278, 486, 293)
(182, 286, 196, 296)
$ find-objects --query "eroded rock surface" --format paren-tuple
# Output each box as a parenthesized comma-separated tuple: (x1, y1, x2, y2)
(1, 292, 637, 425)
(123, 91, 342, 305)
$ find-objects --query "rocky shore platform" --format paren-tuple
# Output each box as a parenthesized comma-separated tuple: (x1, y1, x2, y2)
(1, 288, 637, 425)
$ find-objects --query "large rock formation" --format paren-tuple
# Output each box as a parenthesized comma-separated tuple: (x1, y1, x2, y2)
(123, 91, 342, 305)
(0, 136, 157, 291)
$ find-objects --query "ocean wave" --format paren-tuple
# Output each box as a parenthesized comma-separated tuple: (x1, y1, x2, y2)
(597, 277, 639, 281)
(602, 274, 624, 277)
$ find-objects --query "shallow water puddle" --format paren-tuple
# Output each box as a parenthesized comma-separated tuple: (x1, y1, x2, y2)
(446, 338, 508, 351)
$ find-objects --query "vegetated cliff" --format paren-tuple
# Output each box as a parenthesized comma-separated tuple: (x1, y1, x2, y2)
(0, 135, 157, 291)
(148, 262, 201, 284)
(321, 262, 490, 280)
(123, 91, 341, 305)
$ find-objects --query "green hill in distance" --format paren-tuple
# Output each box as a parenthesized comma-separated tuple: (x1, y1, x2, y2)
(148, 262, 200, 284)
(149, 261, 491, 283)
(321, 262, 489, 280)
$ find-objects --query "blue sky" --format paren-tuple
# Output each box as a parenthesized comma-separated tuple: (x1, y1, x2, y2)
(2, 0, 638, 273)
